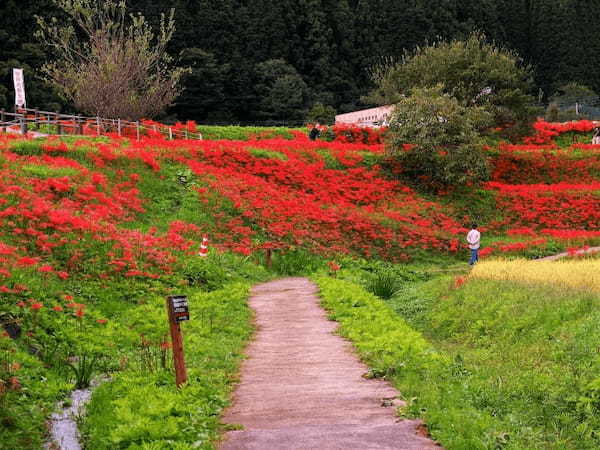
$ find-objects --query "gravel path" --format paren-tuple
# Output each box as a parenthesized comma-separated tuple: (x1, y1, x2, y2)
(538, 246, 600, 261)
(220, 277, 439, 450)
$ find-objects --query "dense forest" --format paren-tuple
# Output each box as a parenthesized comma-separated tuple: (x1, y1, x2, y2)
(1, 0, 599, 123)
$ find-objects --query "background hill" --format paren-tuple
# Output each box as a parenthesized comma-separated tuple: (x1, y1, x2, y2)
(1, 0, 599, 123)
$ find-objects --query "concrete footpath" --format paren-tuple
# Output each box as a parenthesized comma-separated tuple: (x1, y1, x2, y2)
(220, 277, 439, 450)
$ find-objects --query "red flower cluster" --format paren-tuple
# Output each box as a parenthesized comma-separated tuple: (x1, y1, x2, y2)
(524, 119, 597, 144)
(177, 136, 460, 259)
(486, 182, 600, 230)
(0, 136, 206, 281)
(328, 124, 388, 144)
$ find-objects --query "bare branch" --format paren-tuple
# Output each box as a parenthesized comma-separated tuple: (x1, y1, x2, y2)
(36, 0, 188, 120)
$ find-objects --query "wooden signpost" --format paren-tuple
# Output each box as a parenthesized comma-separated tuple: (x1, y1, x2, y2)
(166, 295, 190, 387)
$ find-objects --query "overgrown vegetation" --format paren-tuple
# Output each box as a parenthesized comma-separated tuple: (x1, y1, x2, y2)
(371, 32, 537, 139)
(36, 0, 188, 120)
(1, 114, 599, 449)
(318, 264, 600, 449)
(386, 86, 491, 190)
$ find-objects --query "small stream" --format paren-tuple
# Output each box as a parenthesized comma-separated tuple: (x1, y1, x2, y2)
(45, 379, 107, 450)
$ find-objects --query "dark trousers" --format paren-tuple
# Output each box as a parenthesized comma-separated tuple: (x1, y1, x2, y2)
(469, 248, 479, 265)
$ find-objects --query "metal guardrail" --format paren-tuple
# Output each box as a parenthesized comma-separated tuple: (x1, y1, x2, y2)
(0, 107, 203, 140)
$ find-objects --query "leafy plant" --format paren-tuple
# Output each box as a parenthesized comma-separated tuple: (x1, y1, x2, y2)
(371, 32, 536, 137)
(65, 352, 102, 389)
(364, 269, 401, 299)
(271, 249, 324, 276)
(386, 86, 491, 191)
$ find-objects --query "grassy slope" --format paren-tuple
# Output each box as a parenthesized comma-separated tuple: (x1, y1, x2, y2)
(77, 154, 272, 449)
(2, 126, 600, 449)
(196, 125, 306, 141)
(317, 269, 600, 449)
(424, 276, 600, 449)
(0, 138, 272, 449)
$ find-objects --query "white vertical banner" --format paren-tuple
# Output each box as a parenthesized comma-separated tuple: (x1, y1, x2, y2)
(13, 68, 26, 109)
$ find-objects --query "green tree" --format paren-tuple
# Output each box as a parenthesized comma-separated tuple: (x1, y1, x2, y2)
(170, 48, 229, 122)
(371, 32, 536, 136)
(386, 86, 491, 191)
(36, 0, 188, 120)
(549, 82, 598, 106)
(307, 102, 336, 124)
(255, 59, 310, 121)
(0, 0, 64, 112)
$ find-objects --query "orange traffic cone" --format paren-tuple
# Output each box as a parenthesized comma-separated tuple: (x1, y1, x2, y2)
(199, 236, 209, 257)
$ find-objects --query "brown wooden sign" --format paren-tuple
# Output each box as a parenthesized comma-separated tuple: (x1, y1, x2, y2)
(166, 295, 189, 387)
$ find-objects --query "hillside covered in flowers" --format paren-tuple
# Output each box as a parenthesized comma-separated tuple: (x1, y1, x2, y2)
(1, 121, 600, 448)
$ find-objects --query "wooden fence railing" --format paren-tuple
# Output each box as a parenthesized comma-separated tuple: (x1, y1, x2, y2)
(0, 107, 202, 140)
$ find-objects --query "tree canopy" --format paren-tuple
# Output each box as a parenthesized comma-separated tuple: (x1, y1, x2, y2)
(371, 33, 536, 135)
(36, 0, 187, 120)
(1, 1, 599, 122)
(387, 86, 491, 191)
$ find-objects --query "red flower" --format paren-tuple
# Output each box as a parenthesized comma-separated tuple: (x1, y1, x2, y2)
(327, 261, 341, 271)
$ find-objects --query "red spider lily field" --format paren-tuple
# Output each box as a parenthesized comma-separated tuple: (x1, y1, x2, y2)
(2, 120, 600, 449)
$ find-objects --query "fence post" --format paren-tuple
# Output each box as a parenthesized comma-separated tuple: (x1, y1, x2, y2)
(117, 118, 122, 137)
(56, 112, 63, 135)
(166, 296, 188, 387)
(136, 121, 140, 141)
(76, 116, 83, 135)
(265, 248, 272, 269)
(20, 117, 27, 135)
(169, 127, 173, 140)
(96, 116, 101, 136)
(0, 109, 4, 132)
(576, 102, 580, 116)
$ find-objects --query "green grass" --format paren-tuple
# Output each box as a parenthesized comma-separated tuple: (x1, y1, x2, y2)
(0, 346, 71, 449)
(317, 269, 600, 449)
(197, 125, 305, 141)
(21, 164, 80, 178)
(248, 147, 288, 160)
(81, 283, 256, 449)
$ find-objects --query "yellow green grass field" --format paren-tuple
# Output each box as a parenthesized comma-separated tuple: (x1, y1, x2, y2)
(471, 258, 600, 293)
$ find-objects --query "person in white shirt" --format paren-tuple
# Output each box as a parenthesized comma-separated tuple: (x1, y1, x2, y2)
(466, 223, 481, 265)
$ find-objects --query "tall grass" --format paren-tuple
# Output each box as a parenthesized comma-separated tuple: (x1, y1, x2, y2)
(321, 258, 600, 449)
(471, 258, 600, 293)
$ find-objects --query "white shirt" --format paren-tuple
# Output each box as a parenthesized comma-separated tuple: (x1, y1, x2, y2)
(467, 229, 480, 250)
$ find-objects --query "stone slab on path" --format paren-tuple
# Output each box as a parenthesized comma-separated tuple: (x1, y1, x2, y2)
(220, 277, 439, 450)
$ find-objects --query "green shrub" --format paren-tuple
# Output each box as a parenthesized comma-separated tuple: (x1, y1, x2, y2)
(180, 252, 268, 291)
(371, 32, 536, 138)
(271, 249, 324, 275)
(386, 86, 491, 191)
(248, 147, 288, 160)
(364, 269, 401, 299)
(8, 140, 44, 156)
